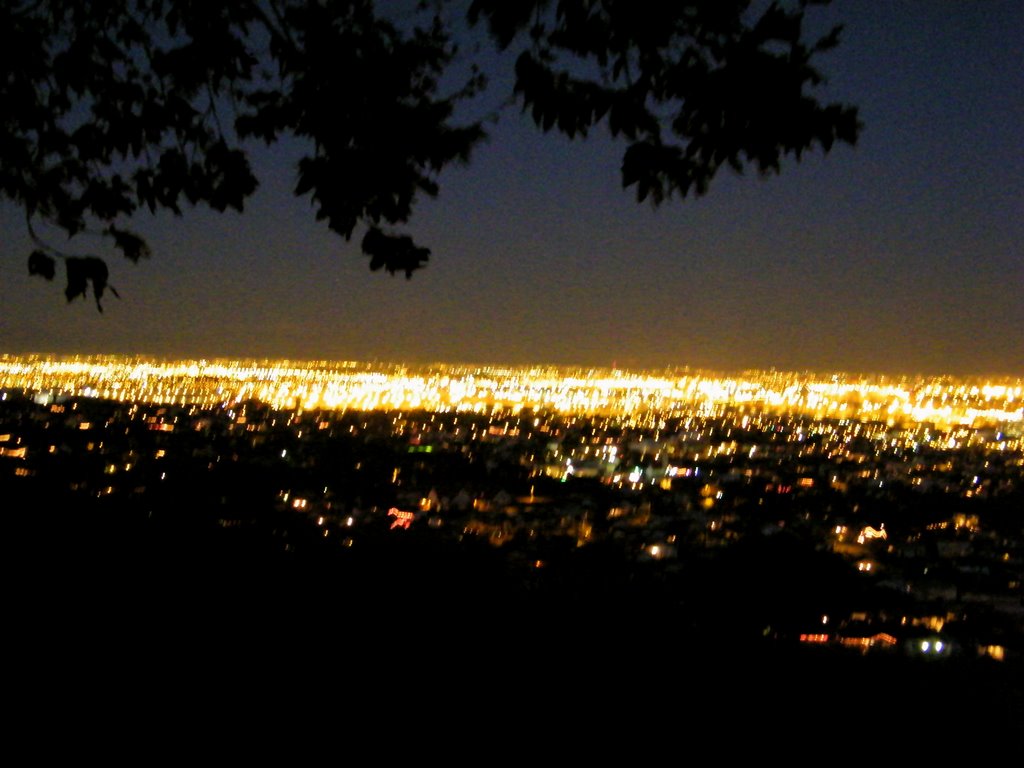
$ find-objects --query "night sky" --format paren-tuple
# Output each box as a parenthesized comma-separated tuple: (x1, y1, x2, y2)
(2, 1, 1022, 376)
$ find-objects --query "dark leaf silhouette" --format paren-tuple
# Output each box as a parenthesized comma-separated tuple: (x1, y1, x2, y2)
(28, 250, 56, 281)
(361, 227, 430, 279)
(470, 0, 860, 202)
(64, 257, 120, 313)
(106, 226, 151, 263)
(3, 0, 859, 306)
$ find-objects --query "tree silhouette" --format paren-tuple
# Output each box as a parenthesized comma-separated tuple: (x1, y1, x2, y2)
(1, 0, 860, 308)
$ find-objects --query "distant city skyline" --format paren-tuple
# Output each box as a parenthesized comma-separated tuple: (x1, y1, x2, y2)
(2, 2, 1022, 377)
(3, 354, 1020, 433)
(4, 351, 1024, 383)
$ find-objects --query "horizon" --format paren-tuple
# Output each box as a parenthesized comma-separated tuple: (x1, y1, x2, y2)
(3, 349, 1024, 383)
(4, 351, 1022, 434)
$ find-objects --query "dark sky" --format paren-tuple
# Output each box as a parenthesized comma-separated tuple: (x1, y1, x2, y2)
(2, 1, 1022, 376)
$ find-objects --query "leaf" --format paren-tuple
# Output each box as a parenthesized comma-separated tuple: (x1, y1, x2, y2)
(28, 250, 56, 281)
(361, 227, 430, 279)
(106, 226, 151, 262)
(65, 256, 121, 312)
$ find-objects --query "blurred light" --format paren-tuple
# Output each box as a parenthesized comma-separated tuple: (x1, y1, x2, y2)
(388, 508, 414, 530)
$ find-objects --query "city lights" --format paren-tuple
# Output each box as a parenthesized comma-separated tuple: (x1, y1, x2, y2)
(0, 355, 1020, 433)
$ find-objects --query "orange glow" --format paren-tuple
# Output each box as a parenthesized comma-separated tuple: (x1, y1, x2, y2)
(799, 634, 830, 644)
(388, 507, 414, 530)
(1, 356, 1018, 429)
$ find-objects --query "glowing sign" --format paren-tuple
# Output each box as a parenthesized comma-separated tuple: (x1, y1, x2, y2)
(857, 524, 887, 544)
(863, 524, 887, 539)
(388, 507, 414, 530)
(799, 634, 830, 644)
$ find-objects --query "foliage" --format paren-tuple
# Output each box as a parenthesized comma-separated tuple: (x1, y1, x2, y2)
(1, 0, 860, 308)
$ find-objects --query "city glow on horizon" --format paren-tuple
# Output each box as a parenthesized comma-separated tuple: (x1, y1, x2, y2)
(0, 353, 1020, 433)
